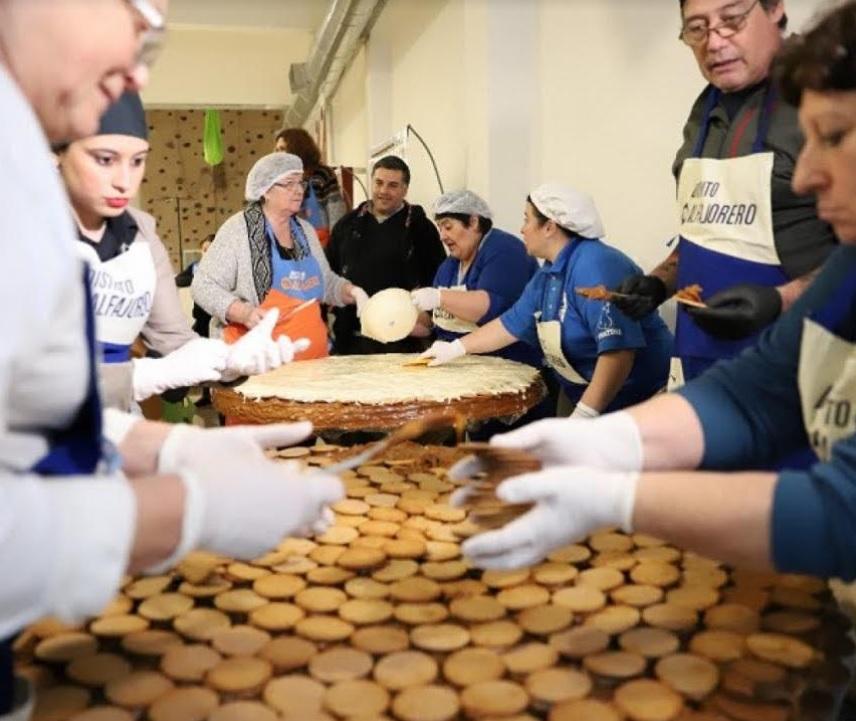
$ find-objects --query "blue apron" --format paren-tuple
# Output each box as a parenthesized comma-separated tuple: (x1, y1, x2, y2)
(1, 270, 104, 715)
(269, 219, 325, 304)
(674, 84, 789, 384)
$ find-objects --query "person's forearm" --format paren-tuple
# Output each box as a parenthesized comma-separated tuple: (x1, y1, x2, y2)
(628, 393, 705, 470)
(777, 268, 821, 313)
(226, 299, 252, 324)
(411, 311, 432, 338)
(439, 289, 490, 324)
(460, 318, 517, 355)
(649, 249, 679, 295)
(633, 470, 776, 569)
(119, 418, 172, 477)
(128, 475, 185, 573)
(578, 350, 635, 412)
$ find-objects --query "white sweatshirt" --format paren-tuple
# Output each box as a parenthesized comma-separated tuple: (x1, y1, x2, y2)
(0, 66, 136, 637)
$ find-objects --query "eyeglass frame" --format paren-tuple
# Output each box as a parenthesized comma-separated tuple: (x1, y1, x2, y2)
(124, 0, 167, 68)
(273, 180, 309, 193)
(678, 0, 760, 47)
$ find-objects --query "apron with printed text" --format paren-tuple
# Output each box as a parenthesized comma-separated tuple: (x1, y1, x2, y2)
(671, 85, 789, 390)
(76, 241, 156, 363)
(224, 220, 328, 361)
(1, 270, 106, 719)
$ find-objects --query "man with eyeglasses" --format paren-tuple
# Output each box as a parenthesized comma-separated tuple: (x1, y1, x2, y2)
(0, 3, 343, 717)
(614, 0, 836, 391)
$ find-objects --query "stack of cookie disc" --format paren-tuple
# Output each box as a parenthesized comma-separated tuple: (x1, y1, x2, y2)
(453, 442, 540, 532)
(15, 443, 851, 721)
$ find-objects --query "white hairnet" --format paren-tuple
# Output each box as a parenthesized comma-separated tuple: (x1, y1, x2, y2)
(433, 189, 493, 220)
(245, 152, 304, 201)
(529, 183, 605, 238)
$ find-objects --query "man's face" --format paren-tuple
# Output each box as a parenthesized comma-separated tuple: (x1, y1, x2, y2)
(681, 0, 784, 92)
(0, 0, 167, 143)
(371, 168, 408, 215)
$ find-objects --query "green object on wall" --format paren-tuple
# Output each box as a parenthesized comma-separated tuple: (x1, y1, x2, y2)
(203, 108, 224, 166)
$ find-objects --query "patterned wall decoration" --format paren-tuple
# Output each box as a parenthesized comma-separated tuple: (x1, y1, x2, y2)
(139, 108, 283, 270)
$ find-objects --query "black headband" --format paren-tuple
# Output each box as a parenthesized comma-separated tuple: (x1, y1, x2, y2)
(97, 92, 148, 140)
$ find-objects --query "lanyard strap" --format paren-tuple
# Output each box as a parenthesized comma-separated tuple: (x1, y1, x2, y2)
(691, 82, 777, 158)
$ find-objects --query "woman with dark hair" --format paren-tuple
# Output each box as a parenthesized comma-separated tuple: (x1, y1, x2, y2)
(421, 184, 672, 418)
(455, 1, 856, 588)
(275, 127, 346, 246)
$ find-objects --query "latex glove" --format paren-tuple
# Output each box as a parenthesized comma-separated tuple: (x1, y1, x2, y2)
(686, 283, 782, 340)
(419, 339, 466, 367)
(612, 274, 668, 320)
(221, 308, 311, 381)
(570, 401, 599, 419)
(132, 338, 229, 401)
(350, 286, 370, 317)
(159, 447, 344, 565)
(158, 421, 313, 474)
(460, 466, 638, 569)
(411, 287, 442, 312)
(491, 412, 643, 470)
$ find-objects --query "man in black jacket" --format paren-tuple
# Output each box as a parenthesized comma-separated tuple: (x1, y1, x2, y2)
(326, 155, 445, 354)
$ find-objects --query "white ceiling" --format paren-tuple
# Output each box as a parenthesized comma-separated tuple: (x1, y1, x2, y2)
(166, 0, 329, 32)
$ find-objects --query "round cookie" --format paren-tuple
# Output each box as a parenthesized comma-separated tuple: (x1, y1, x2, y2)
(614, 679, 684, 721)
(654, 653, 719, 701)
(160, 644, 222, 683)
(374, 651, 438, 689)
(264, 674, 326, 716)
(502, 643, 560, 675)
(259, 637, 317, 672)
(460, 680, 529, 719)
(410, 624, 470, 652)
(351, 626, 410, 655)
(443, 647, 505, 687)
(309, 647, 374, 683)
(104, 670, 174, 709)
(148, 687, 219, 721)
(249, 602, 305, 632)
(525, 667, 592, 705)
(323, 679, 390, 718)
(211, 625, 271, 657)
(392, 684, 460, 721)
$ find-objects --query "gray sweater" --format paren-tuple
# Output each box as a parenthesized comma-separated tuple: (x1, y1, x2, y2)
(191, 210, 350, 338)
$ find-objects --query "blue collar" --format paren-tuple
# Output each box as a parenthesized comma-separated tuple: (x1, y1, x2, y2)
(544, 235, 597, 275)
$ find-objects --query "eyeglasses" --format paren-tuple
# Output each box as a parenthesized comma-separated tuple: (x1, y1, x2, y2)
(273, 180, 308, 193)
(679, 0, 759, 46)
(124, 0, 167, 68)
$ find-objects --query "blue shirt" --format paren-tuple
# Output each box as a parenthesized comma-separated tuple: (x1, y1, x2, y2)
(433, 228, 541, 367)
(678, 245, 856, 580)
(500, 238, 672, 408)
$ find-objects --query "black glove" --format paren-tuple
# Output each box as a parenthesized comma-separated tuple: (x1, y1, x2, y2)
(612, 275, 668, 320)
(686, 283, 782, 340)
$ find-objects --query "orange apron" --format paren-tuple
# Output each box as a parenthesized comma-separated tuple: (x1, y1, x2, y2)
(223, 289, 328, 361)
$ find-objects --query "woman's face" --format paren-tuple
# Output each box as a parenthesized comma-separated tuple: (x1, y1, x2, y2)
(437, 216, 481, 262)
(793, 89, 856, 244)
(59, 134, 150, 219)
(520, 202, 552, 258)
(263, 172, 305, 217)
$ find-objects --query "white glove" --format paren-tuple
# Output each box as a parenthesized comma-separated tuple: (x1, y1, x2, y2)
(419, 339, 466, 367)
(221, 308, 311, 381)
(571, 401, 600, 419)
(151, 421, 345, 564)
(490, 411, 643, 471)
(411, 287, 442, 312)
(158, 421, 313, 474)
(132, 338, 229, 401)
(459, 466, 638, 569)
(350, 286, 369, 317)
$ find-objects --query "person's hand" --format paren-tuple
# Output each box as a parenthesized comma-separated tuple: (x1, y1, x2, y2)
(158, 421, 314, 474)
(686, 283, 781, 340)
(222, 308, 311, 381)
(492, 412, 643, 470)
(411, 287, 442, 312)
(459, 466, 638, 569)
(612, 275, 668, 320)
(240, 303, 266, 329)
(348, 285, 370, 317)
(170, 446, 344, 562)
(419, 339, 466, 367)
(132, 338, 229, 401)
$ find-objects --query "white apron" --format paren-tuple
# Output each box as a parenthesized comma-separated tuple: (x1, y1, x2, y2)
(671, 85, 788, 390)
(432, 284, 480, 335)
(535, 313, 588, 386)
(76, 241, 157, 363)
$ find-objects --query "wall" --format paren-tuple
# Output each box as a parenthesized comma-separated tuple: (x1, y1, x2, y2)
(329, 44, 370, 206)
(139, 108, 282, 269)
(141, 24, 312, 108)
(325, 0, 827, 271)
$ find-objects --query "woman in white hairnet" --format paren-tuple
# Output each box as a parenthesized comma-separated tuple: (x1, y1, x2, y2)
(411, 190, 540, 368)
(422, 184, 673, 417)
(192, 152, 368, 360)
(57, 92, 302, 407)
